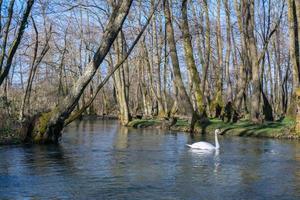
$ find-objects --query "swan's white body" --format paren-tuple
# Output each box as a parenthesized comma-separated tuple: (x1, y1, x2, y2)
(186, 129, 220, 150)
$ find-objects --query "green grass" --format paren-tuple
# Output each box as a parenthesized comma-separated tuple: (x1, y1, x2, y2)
(127, 119, 161, 128)
(128, 117, 298, 139)
(202, 117, 296, 138)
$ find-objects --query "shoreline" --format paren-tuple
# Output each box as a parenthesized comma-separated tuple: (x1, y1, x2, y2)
(0, 115, 119, 145)
(127, 117, 299, 140)
(1, 116, 299, 145)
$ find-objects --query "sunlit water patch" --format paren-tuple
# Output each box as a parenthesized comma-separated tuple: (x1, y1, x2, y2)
(0, 120, 300, 199)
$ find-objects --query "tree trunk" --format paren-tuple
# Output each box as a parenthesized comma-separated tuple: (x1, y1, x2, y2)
(224, 0, 232, 103)
(213, 0, 223, 118)
(20, 18, 51, 120)
(0, 0, 34, 86)
(115, 32, 131, 124)
(287, 0, 300, 118)
(151, 2, 166, 118)
(27, 0, 133, 143)
(245, 0, 262, 123)
(233, 0, 249, 116)
(181, 0, 204, 115)
(164, 0, 197, 130)
(201, 0, 211, 111)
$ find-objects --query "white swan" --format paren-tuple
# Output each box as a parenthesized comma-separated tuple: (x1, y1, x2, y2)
(186, 129, 221, 150)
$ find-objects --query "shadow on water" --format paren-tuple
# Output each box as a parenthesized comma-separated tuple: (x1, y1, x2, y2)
(22, 144, 75, 174)
(1, 119, 300, 199)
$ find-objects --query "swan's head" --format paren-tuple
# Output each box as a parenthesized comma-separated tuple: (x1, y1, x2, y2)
(215, 129, 221, 134)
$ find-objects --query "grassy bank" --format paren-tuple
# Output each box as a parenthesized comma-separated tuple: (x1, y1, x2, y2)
(1, 116, 298, 145)
(127, 117, 299, 139)
(0, 126, 23, 145)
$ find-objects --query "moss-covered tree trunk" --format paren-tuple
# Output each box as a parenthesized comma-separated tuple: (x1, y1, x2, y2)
(245, 0, 262, 123)
(287, 0, 300, 118)
(231, 0, 249, 120)
(224, 0, 232, 103)
(288, 0, 300, 90)
(27, 0, 133, 143)
(181, 0, 204, 116)
(213, 0, 224, 118)
(164, 0, 197, 131)
(201, 0, 211, 112)
(295, 89, 300, 135)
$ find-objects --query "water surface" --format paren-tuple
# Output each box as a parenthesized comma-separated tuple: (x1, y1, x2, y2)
(1, 120, 300, 199)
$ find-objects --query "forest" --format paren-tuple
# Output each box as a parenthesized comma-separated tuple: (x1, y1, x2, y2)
(0, 0, 300, 144)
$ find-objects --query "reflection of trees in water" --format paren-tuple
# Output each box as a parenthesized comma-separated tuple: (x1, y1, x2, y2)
(67, 119, 95, 144)
(110, 127, 185, 187)
(88, 120, 94, 133)
(238, 139, 300, 198)
(21, 144, 76, 176)
(0, 147, 23, 174)
(114, 126, 128, 150)
(109, 125, 129, 187)
(66, 120, 83, 144)
(173, 147, 221, 199)
(291, 142, 300, 197)
(0, 144, 76, 199)
(238, 139, 263, 187)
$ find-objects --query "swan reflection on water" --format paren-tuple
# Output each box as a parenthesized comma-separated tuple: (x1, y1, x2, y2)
(188, 148, 220, 162)
(188, 148, 221, 174)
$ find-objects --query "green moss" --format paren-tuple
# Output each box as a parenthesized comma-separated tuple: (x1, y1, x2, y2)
(194, 93, 204, 113)
(32, 108, 59, 142)
(36, 112, 52, 134)
(209, 91, 224, 118)
(127, 119, 161, 128)
(128, 117, 298, 139)
(203, 118, 295, 138)
(216, 91, 224, 107)
(175, 119, 189, 127)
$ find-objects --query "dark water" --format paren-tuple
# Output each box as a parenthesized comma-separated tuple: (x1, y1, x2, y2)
(1, 120, 300, 200)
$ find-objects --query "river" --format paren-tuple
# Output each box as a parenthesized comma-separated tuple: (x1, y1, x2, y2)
(0, 119, 300, 199)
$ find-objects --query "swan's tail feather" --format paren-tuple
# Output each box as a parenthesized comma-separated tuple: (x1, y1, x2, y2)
(186, 144, 192, 148)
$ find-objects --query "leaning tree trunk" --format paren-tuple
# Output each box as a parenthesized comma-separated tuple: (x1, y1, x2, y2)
(27, 0, 133, 143)
(0, 0, 34, 87)
(62, 3, 159, 126)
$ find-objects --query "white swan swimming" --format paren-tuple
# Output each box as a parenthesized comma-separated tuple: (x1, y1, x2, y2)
(186, 129, 221, 150)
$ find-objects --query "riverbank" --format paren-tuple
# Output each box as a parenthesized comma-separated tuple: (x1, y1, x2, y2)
(1, 116, 298, 145)
(127, 117, 299, 139)
(0, 125, 23, 145)
(0, 115, 119, 145)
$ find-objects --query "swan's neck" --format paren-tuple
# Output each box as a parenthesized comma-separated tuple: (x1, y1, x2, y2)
(215, 133, 220, 149)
